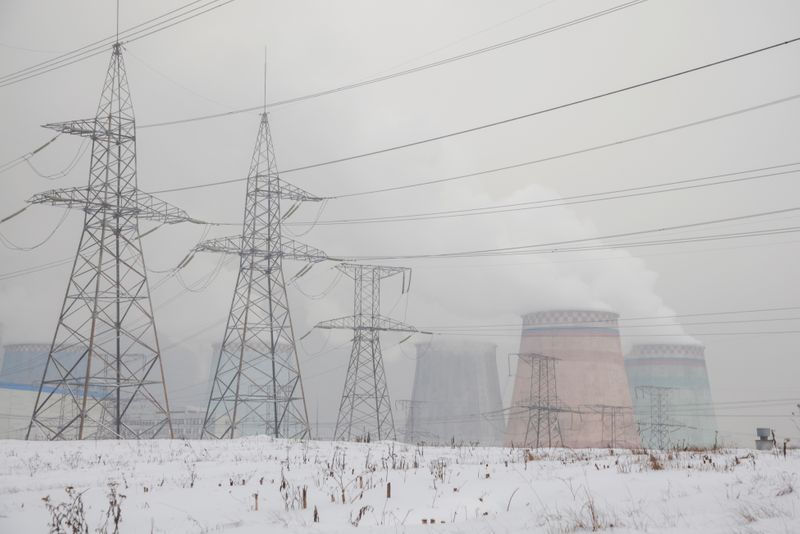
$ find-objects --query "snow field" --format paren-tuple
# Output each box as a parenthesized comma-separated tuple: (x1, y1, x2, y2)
(0, 437, 798, 533)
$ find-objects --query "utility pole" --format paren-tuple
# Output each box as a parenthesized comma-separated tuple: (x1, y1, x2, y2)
(27, 43, 189, 440)
(314, 264, 419, 442)
(198, 107, 326, 440)
(636, 386, 679, 450)
(514, 353, 564, 448)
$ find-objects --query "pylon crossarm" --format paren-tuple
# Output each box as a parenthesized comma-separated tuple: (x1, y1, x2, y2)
(314, 314, 419, 333)
(28, 188, 192, 224)
(336, 263, 409, 280)
(43, 118, 134, 142)
(135, 190, 192, 224)
(28, 187, 90, 209)
(371, 315, 419, 333)
(313, 315, 356, 330)
(282, 238, 328, 263)
(276, 180, 323, 202)
(194, 235, 241, 255)
(194, 235, 329, 263)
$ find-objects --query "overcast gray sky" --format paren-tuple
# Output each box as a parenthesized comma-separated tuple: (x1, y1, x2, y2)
(1, 0, 799, 445)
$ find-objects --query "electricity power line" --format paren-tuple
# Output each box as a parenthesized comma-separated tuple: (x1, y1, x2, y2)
(149, 91, 800, 196)
(288, 164, 800, 226)
(138, 0, 649, 129)
(147, 35, 800, 197)
(345, 206, 800, 261)
(0, 0, 238, 88)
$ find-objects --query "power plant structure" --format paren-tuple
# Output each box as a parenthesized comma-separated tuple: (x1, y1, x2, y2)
(25, 42, 196, 441)
(198, 96, 326, 440)
(404, 338, 504, 445)
(1, 344, 76, 386)
(0, 344, 79, 439)
(625, 343, 716, 448)
(506, 310, 639, 448)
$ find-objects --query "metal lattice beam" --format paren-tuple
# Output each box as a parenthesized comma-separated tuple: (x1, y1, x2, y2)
(195, 235, 328, 263)
(28, 187, 192, 225)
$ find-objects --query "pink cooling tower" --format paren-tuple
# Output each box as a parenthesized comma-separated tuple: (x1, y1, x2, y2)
(505, 310, 639, 448)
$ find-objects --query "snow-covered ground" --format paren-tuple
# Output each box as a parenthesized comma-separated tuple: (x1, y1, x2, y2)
(0, 438, 798, 533)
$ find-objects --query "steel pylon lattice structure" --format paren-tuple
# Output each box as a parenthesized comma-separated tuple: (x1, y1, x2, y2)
(314, 264, 418, 442)
(587, 404, 629, 448)
(636, 386, 679, 450)
(515, 353, 565, 448)
(198, 110, 325, 440)
(27, 43, 186, 440)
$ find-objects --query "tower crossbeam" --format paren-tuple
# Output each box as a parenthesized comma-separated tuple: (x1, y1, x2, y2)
(315, 314, 418, 333)
(195, 235, 328, 263)
(43, 118, 135, 142)
(29, 187, 192, 225)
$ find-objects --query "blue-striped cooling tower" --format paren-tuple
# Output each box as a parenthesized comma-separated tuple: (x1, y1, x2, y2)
(625, 343, 717, 448)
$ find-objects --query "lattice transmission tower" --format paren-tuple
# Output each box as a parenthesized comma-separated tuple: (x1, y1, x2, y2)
(26, 43, 192, 440)
(314, 264, 419, 442)
(515, 353, 565, 448)
(587, 404, 629, 448)
(636, 386, 679, 450)
(198, 108, 326, 439)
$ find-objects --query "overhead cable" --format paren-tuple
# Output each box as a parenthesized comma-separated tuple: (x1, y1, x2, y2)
(346, 206, 800, 261)
(139, 0, 649, 128)
(289, 164, 800, 226)
(150, 92, 800, 195)
(0, 0, 238, 88)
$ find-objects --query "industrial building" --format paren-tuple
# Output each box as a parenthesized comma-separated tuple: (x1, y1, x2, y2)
(0, 343, 85, 385)
(0, 344, 171, 440)
(625, 343, 717, 448)
(0, 344, 81, 439)
(404, 338, 503, 445)
(505, 309, 639, 448)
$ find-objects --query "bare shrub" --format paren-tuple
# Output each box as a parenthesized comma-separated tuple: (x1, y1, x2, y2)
(97, 482, 125, 534)
(42, 486, 88, 534)
(737, 501, 786, 524)
(349, 505, 372, 527)
(648, 454, 663, 471)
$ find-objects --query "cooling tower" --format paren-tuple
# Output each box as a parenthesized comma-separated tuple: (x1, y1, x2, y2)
(405, 338, 503, 445)
(506, 310, 639, 448)
(625, 343, 717, 448)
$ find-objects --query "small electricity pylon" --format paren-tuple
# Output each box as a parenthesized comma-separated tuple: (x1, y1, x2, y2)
(587, 404, 628, 448)
(514, 353, 564, 448)
(27, 43, 190, 440)
(197, 107, 326, 440)
(395, 398, 428, 443)
(314, 264, 419, 442)
(636, 386, 679, 450)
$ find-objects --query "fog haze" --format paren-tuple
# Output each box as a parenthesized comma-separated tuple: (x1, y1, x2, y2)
(1, 0, 799, 445)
